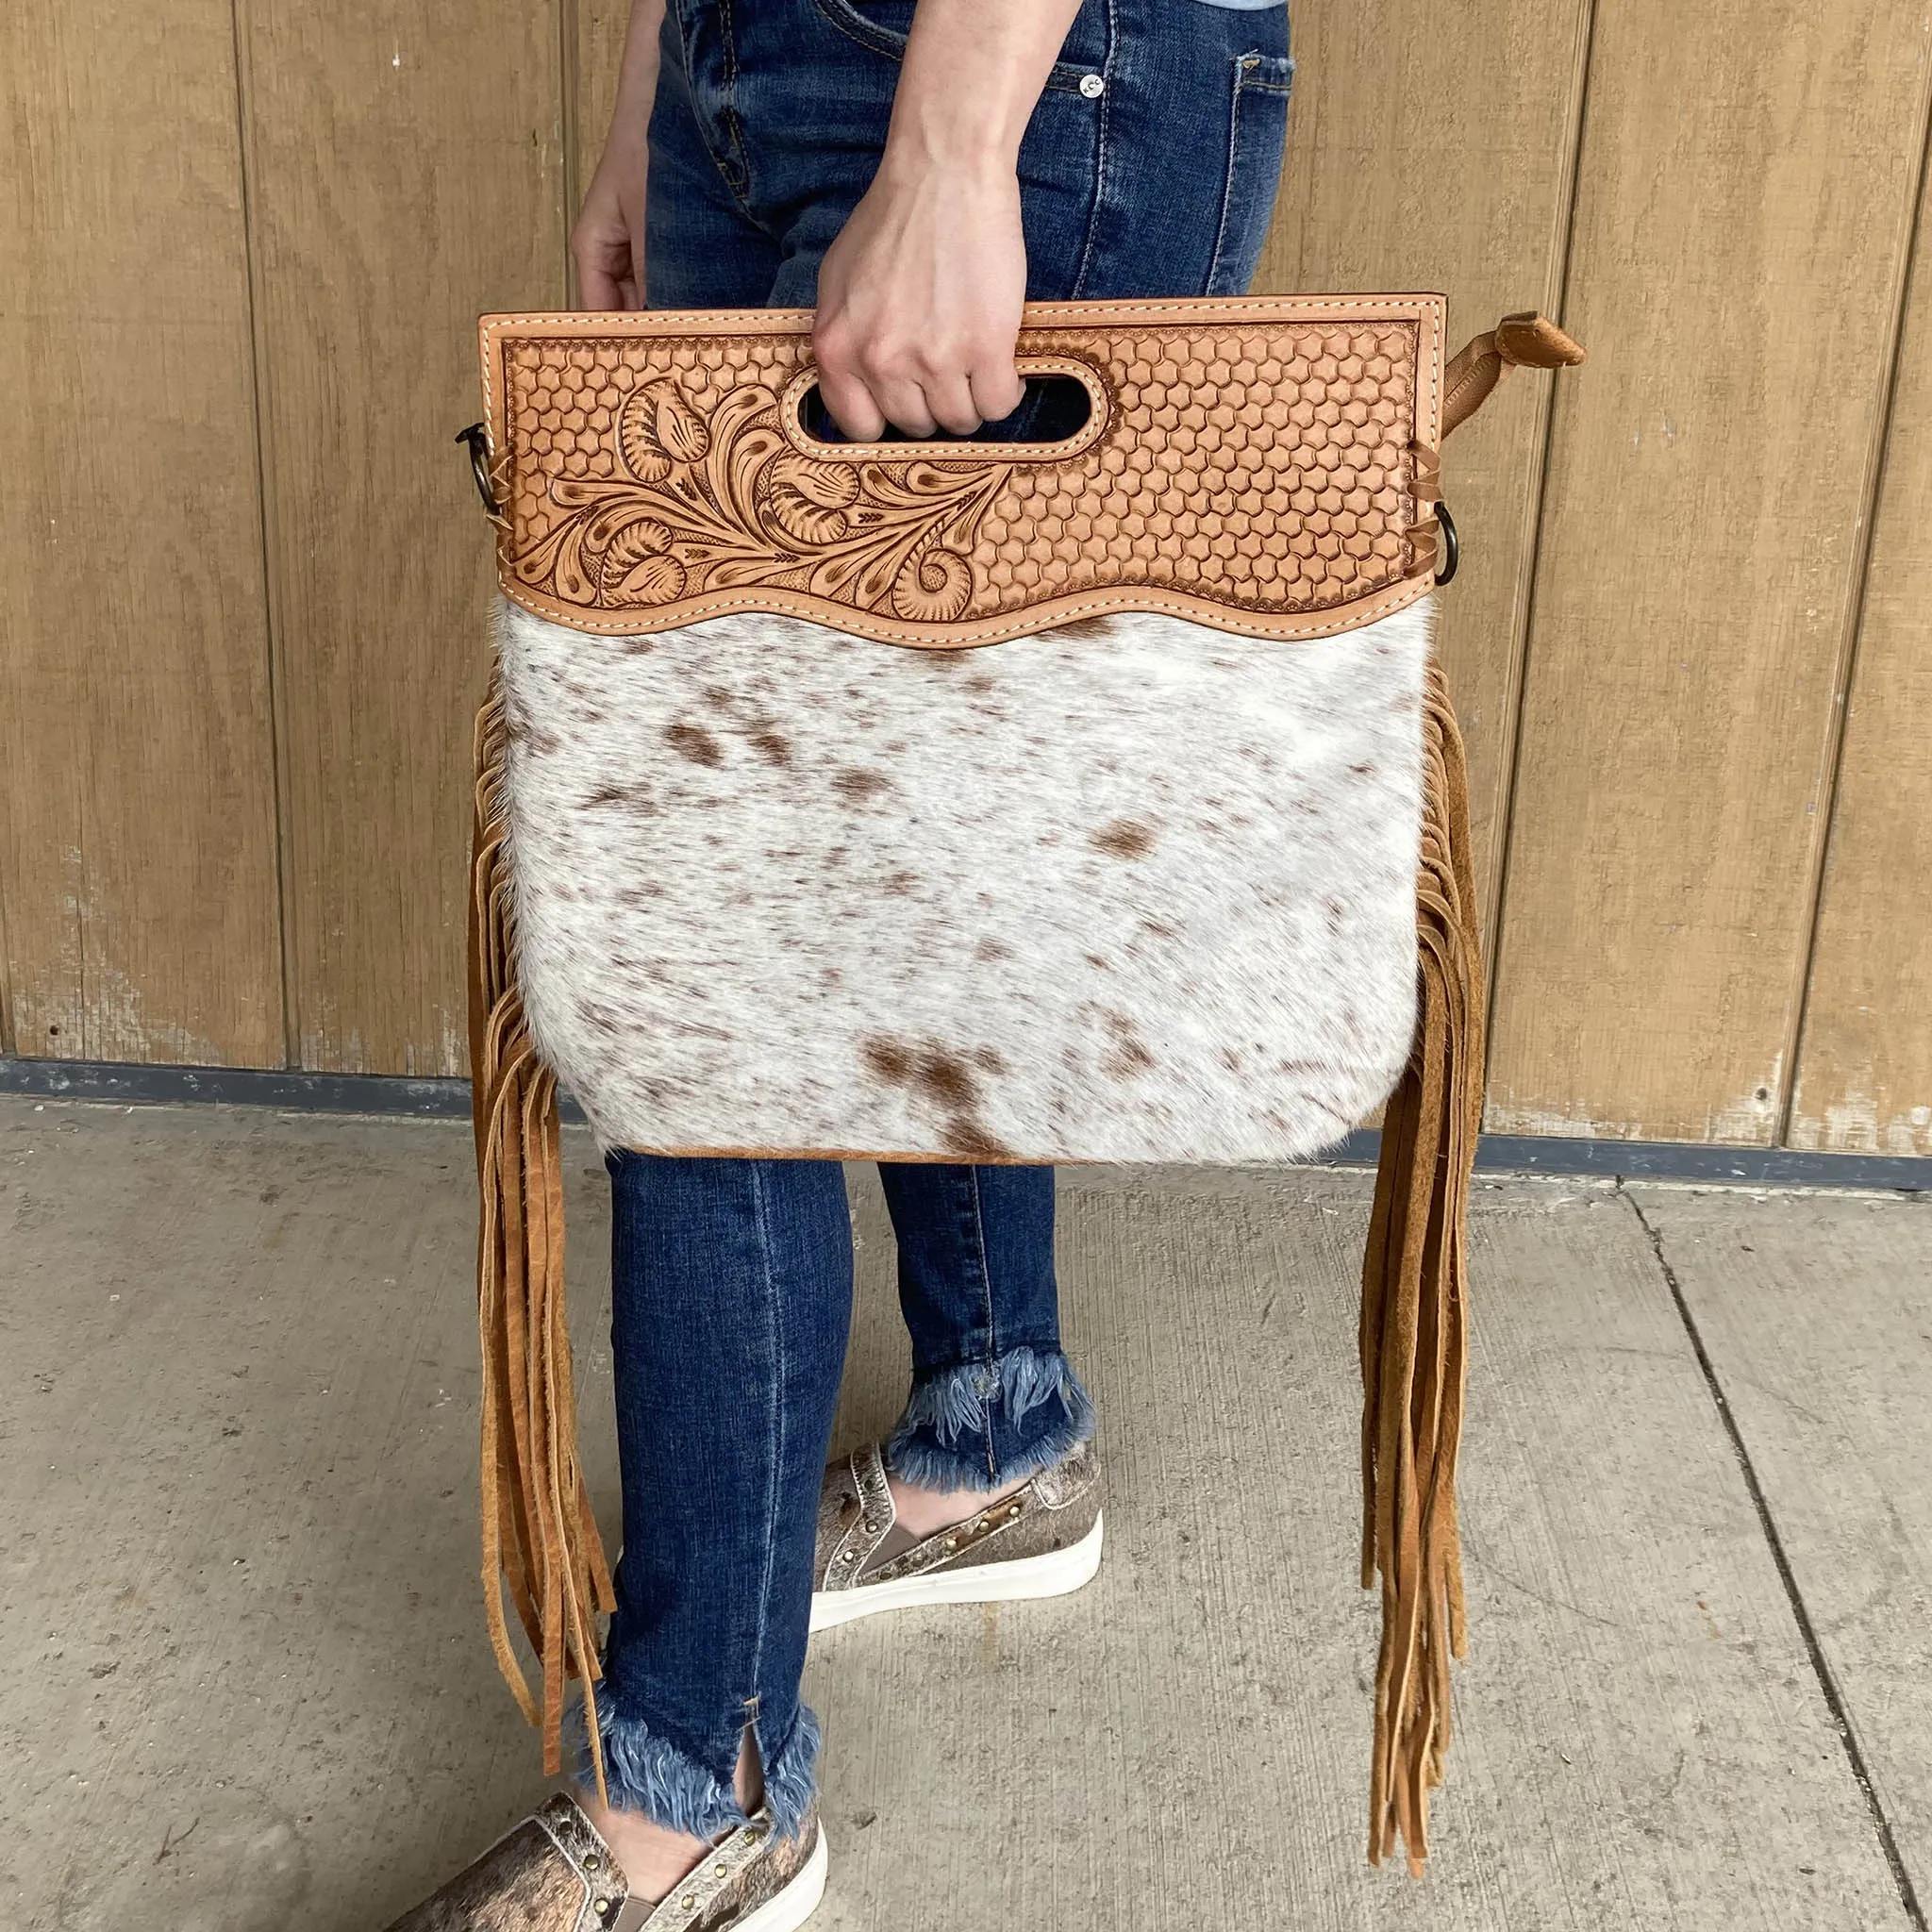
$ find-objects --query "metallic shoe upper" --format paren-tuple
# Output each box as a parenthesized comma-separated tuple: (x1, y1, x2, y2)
(383, 1792, 818, 1932)
(813, 1440, 1100, 1594)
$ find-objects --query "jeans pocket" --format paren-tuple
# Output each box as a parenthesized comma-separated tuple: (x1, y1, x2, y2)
(813, 0, 1101, 93)
(809, 0, 916, 62)
(1206, 51, 1294, 297)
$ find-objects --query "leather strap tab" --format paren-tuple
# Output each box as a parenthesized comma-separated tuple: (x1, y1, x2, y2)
(1441, 311, 1586, 441)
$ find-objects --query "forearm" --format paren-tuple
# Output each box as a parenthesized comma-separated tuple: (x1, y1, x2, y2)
(604, 0, 667, 158)
(883, 0, 1085, 175)
(573, 0, 664, 308)
(811, 0, 1081, 436)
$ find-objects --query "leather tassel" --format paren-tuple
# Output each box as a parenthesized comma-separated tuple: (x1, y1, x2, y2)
(1358, 661, 1483, 1874)
(468, 676, 618, 1807)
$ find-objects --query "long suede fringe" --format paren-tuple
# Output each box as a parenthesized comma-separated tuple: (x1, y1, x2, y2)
(469, 677, 618, 1806)
(466, 660, 1483, 1863)
(1358, 661, 1483, 1874)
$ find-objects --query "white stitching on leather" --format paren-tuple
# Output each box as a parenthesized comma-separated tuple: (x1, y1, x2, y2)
(497, 575, 1432, 645)
(479, 296, 1450, 646)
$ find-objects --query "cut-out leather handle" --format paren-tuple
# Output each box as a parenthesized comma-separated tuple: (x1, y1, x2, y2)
(480, 295, 1450, 646)
(1441, 311, 1586, 440)
(781, 355, 1108, 462)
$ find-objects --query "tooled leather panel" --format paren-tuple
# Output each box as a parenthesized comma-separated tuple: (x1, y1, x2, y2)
(480, 296, 1445, 647)
(384, 1796, 625, 1932)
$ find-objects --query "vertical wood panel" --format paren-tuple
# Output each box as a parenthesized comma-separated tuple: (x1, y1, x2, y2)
(1254, 0, 1592, 949)
(0, 1, 285, 1066)
(8, 3, 1932, 1126)
(574, 0, 635, 215)
(240, 3, 566, 1074)
(1485, 0, 1932, 1144)
(1788, 142, 1932, 1157)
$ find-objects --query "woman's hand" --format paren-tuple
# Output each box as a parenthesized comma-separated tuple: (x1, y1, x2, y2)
(571, 0, 666, 310)
(574, 136, 648, 311)
(812, 0, 1083, 440)
(812, 155, 1028, 441)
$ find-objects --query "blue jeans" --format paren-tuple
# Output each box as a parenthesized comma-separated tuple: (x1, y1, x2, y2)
(589, 0, 1291, 1841)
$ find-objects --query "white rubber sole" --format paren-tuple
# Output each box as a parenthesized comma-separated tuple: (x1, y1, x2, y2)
(808, 1511, 1104, 1632)
(736, 1825, 828, 1932)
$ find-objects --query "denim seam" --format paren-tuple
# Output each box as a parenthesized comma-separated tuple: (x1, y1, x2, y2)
(1067, 0, 1116, 300)
(745, 1158, 780, 1748)
(967, 1166, 999, 1481)
(1206, 56, 1247, 301)
(673, 0, 769, 233)
(1207, 53, 1294, 298)
(715, 0, 756, 208)
(808, 0, 1095, 94)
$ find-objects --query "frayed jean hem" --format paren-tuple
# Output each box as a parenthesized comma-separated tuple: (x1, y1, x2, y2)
(568, 1696, 822, 1842)
(885, 1344, 1095, 1491)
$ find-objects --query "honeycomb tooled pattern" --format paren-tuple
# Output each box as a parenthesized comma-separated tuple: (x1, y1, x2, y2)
(495, 321, 1426, 640)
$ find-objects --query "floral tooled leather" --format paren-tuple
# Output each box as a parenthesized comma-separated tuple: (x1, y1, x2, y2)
(479, 296, 1446, 647)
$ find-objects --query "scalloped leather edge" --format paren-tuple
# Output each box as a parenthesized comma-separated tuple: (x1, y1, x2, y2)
(479, 294, 1447, 648)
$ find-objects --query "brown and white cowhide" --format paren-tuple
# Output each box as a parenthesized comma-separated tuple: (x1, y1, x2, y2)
(496, 595, 1430, 1165)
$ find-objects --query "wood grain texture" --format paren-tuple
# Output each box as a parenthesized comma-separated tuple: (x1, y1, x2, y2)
(1787, 146, 1932, 1156)
(1485, 0, 1932, 1143)
(0, 0, 285, 1066)
(1633, 1183, 1932, 1904)
(572, 0, 635, 239)
(237, 1, 566, 1074)
(1253, 0, 1592, 948)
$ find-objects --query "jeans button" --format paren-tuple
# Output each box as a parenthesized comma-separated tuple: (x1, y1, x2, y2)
(1078, 72, 1105, 99)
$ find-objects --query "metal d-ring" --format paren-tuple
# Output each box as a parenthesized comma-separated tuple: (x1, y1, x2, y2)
(456, 423, 498, 516)
(1435, 500, 1459, 586)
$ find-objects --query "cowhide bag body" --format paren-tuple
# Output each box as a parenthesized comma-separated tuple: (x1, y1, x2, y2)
(460, 296, 1584, 1870)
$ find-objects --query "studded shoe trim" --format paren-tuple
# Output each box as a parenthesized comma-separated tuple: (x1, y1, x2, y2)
(536, 1795, 631, 1928)
(819, 1443, 897, 1594)
(811, 1440, 1102, 1598)
(634, 1807, 806, 1929)
(381, 1791, 628, 1931)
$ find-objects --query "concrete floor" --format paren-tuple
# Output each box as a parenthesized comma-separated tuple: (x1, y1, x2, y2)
(1, 1097, 1927, 1931)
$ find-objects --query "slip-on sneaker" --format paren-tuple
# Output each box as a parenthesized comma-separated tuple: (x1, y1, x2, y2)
(810, 1438, 1103, 1632)
(383, 1790, 827, 1932)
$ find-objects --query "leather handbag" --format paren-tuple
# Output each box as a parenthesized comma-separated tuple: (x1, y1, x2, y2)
(459, 295, 1583, 1870)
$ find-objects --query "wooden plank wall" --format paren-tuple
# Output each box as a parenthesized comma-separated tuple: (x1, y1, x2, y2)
(1787, 111, 1932, 1158)
(3, 0, 1929, 1154)
(237, 1, 566, 1075)
(1483, 0, 1932, 1145)
(0, 0, 285, 1067)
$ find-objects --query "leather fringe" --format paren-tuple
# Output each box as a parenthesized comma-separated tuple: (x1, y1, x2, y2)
(1359, 662, 1484, 1874)
(469, 674, 618, 1807)
(467, 654, 1484, 1852)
